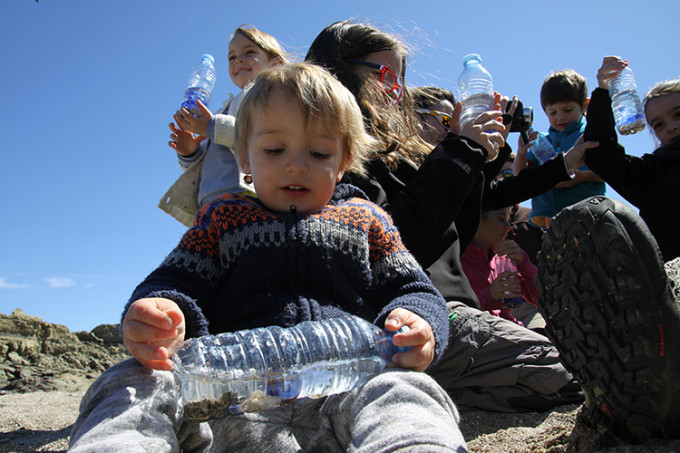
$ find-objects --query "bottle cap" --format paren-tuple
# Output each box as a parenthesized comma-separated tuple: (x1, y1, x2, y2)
(201, 54, 215, 66)
(463, 53, 482, 66)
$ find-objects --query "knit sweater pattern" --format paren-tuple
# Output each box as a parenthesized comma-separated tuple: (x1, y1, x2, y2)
(127, 184, 449, 364)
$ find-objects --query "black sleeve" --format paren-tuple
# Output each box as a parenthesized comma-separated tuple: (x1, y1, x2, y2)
(344, 135, 487, 267)
(482, 153, 572, 210)
(583, 88, 648, 207)
(482, 144, 512, 182)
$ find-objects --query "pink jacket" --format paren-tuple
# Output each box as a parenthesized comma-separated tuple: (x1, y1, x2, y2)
(461, 242, 539, 325)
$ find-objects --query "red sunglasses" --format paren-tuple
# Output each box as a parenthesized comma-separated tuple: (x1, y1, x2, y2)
(347, 58, 403, 104)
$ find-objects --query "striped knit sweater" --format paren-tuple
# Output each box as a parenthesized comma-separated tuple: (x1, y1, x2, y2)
(126, 184, 450, 364)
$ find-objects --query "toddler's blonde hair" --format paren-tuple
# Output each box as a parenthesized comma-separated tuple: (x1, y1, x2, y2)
(235, 62, 378, 176)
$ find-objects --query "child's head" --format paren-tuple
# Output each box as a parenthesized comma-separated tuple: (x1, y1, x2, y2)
(475, 207, 512, 250)
(235, 63, 377, 214)
(643, 78, 680, 146)
(305, 20, 430, 169)
(540, 70, 588, 132)
(228, 25, 288, 89)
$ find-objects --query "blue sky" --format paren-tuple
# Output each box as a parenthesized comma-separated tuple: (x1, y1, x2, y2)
(1, 0, 677, 332)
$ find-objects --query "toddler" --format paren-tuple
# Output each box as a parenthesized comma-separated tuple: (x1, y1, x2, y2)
(69, 63, 464, 452)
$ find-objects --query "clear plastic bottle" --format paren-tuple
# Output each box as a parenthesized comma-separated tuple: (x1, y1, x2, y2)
(529, 129, 557, 164)
(607, 66, 646, 136)
(172, 315, 410, 420)
(181, 54, 217, 115)
(457, 53, 495, 131)
(496, 259, 524, 308)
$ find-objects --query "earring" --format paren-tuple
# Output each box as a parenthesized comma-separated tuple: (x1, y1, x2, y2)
(244, 174, 253, 184)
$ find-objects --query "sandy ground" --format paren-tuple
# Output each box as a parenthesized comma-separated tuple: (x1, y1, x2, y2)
(2, 390, 680, 453)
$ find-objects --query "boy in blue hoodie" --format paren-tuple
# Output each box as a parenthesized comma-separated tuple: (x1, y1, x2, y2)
(517, 70, 606, 227)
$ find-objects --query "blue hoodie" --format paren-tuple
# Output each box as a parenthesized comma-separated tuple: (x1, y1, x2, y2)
(527, 117, 606, 226)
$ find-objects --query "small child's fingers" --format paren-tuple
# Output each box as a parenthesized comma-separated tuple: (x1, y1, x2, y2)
(123, 319, 178, 345)
(391, 343, 434, 372)
(390, 324, 429, 348)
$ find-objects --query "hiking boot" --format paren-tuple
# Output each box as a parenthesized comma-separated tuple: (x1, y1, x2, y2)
(536, 196, 680, 442)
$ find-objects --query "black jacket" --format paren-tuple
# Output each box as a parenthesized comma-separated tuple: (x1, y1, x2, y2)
(584, 87, 680, 261)
(482, 144, 573, 211)
(343, 135, 488, 308)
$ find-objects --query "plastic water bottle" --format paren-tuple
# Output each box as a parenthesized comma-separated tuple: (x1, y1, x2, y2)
(457, 53, 495, 131)
(172, 315, 410, 421)
(496, 259, 524, 308)
(181, 54, 217, 115)
(529, 130, 557, 164)
(607, 66, 646, 136)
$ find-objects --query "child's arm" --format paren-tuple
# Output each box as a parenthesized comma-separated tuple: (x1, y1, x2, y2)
(122, 297, 186, 371)
(384, 308, 435, 372)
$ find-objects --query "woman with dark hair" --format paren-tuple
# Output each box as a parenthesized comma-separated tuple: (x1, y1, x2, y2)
(306, 20, 583, 412)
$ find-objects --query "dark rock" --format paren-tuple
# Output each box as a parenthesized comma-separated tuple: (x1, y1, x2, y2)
(91, 324, 123, 344)
(0, 309, 130, 393)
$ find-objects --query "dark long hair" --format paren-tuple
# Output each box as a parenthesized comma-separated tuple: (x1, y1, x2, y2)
(305, 21, 430, 169)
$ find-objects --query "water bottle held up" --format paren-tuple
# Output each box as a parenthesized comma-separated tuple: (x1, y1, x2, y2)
(529, 128, 557, 164)
(172, 315, 411, 421)
(182, 54, 217, 115)
(607, 65, 646, 135)
(457, 53, 495, 131)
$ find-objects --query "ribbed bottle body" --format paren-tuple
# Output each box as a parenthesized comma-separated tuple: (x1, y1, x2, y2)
(173, 316, 408, 420)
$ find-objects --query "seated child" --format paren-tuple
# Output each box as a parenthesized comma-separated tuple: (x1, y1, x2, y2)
(516, 69, 606, 228)
(461, 206, 539, 328)
(160, 25, 287, 227)
(68, 63, 465, 452)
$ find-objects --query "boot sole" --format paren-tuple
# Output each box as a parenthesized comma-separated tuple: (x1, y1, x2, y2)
(536, 196, 680, 442)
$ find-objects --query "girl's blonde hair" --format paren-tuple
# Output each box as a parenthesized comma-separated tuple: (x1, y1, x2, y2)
(643, 78, 680, 119)
(231, 25, 288, 64)
(235, 63, 378, 176)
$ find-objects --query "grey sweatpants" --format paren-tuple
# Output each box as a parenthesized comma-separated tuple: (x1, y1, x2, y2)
(428, 301, 575, 412)
(68, 358, 467, 452)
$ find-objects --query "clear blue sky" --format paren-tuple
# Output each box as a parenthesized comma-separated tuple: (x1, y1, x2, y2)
(1, 0, 677, 332)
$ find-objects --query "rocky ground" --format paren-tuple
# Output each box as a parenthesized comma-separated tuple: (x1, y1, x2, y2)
(1, 308, 680, 452)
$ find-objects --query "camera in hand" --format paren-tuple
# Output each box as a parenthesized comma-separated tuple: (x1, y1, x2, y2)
(502, 100, 533, 144)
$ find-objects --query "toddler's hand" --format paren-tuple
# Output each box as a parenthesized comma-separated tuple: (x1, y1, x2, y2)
(175, 100, 213, 137)
(384, 308, 435, 372)
(168, 121, 203, 157)
(489, 271, 522, 302)
(597, 56, 628, 90)
(517, 129, 539, 155)
(122, 298, 185, 371)
(495, 239, 522, 261)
